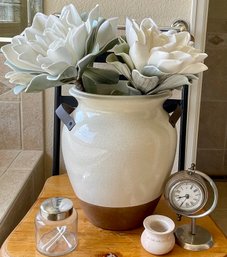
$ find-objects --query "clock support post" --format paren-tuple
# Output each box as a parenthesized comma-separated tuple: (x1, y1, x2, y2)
(191, 218, 196, 235)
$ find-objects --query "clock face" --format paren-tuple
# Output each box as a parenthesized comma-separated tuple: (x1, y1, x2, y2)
(170, 180, 205, 214)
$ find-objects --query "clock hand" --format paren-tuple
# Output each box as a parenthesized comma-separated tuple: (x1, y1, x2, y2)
(180, 198, 187, 207)
(177, 194, 190, 199)
(179, 194, 190, 207)
(177, 195, 187, 199)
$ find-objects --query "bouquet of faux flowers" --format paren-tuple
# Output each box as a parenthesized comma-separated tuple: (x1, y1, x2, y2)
(1, 4, 208, 95)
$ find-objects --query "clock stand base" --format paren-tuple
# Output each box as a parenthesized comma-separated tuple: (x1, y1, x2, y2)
(175, 223, 213, 251)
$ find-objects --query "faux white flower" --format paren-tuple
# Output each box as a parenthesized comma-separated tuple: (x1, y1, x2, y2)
(1, 4, 118, 93)
(126, 18, 208, 76)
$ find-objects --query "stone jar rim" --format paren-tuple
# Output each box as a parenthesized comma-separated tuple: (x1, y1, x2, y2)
(69, 85, 172, 101)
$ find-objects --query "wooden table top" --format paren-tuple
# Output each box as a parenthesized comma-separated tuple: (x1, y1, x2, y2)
(1, 174, 227, 257)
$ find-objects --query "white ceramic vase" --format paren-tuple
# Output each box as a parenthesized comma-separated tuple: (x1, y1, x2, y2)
(61, 86, 177, 230)
(141, 215, 175, 255)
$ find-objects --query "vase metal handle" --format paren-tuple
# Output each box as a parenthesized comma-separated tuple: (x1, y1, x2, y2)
(56, 103, 76, 131)
(169, 105, 182, 128)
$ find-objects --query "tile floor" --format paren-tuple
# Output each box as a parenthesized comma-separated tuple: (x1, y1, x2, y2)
(209, 181, 227, 236)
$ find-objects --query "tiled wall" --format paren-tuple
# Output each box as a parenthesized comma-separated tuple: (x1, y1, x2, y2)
(0, 53, 45, 244)
(0, 54, 44, 151)
(197, 0, 227, 176)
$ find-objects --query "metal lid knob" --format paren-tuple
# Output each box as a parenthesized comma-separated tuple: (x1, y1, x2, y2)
(40, 197, 73, 221)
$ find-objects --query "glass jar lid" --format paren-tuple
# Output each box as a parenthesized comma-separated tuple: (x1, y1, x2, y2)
(40, 197, 73, 221)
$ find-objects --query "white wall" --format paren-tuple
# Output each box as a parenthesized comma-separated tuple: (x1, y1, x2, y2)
(44, 0, 193, 25)
(43, 0, 198, 176)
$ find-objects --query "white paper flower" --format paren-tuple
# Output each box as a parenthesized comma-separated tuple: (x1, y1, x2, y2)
(1, 4, 118, 93)
(126, 18, 208, 75)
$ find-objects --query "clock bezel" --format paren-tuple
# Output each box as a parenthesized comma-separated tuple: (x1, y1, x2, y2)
(164, 170, 209, 216)
(168, 179, 207, 215)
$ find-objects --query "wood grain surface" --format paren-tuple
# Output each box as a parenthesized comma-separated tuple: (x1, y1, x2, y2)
(1, 174, 227, 257)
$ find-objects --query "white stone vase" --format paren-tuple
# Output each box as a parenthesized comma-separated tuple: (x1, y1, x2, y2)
(61, 86, 177, 230)
(141, 215, 175, 255)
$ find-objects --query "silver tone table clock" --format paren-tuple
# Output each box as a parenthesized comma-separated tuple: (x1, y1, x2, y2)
(164, 164, 218, 251)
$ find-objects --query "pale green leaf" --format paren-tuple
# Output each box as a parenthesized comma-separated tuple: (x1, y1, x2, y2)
(77, 37, 119, 78)
(149, 74, 191, 94)
(142, 65, 168, 76)
(82, 74, 140, 95)
(112, 42, 129, 54)
(82, 67, 119, 84)
(25, 66, 78, 92)
(85, 18, 105, 55)
(112, 42, 134, 70)
(106, 53, 132, 80)
(97, 17, 118, 49)
(25, 74, 64, 92)
(132, 69, 159, 94)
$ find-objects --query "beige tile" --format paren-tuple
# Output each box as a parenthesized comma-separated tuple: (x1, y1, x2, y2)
(0, 150, 44, 238)
(203, 48, 227, 77)
(206, 182, 227, 210)
(0, 169, 32, 223)
(0, 82, 10, 96)
(201, 36, 227, 102)
(208, 0, 227, 19)
(32, 154, 44, 199)
(0, 102, 21, 149)
(21, 92, 44, 150)
(198, 101, 227, 149)
(196, 149, 225, 176)
(206, 181, 227, 236)
(215, 182, 227, 209)
(224, 150, 227, 168)
(0, 76, 14, 90)
(0, 169, 33, 245)
(206, 33, 227, 48)
(0, 54, 10, 76)
(0, 89, 20, 101)
(207, 18, 227, 33)
(202, 70, 227, 102)
(0, 150, 20, 171)
(9, 150, 43, 171)
(0, 169, 5, 177)
(211, 210, 227, 237)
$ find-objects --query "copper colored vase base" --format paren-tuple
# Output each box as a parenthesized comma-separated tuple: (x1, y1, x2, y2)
(79, 196, 161, 231)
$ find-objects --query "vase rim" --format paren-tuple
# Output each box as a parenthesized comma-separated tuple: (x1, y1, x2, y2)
(69, 86, 172, 100)
(143, 214, 175, 235)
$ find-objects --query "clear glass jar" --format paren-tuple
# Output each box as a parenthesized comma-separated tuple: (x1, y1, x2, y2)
(35, 197, 78, 256)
